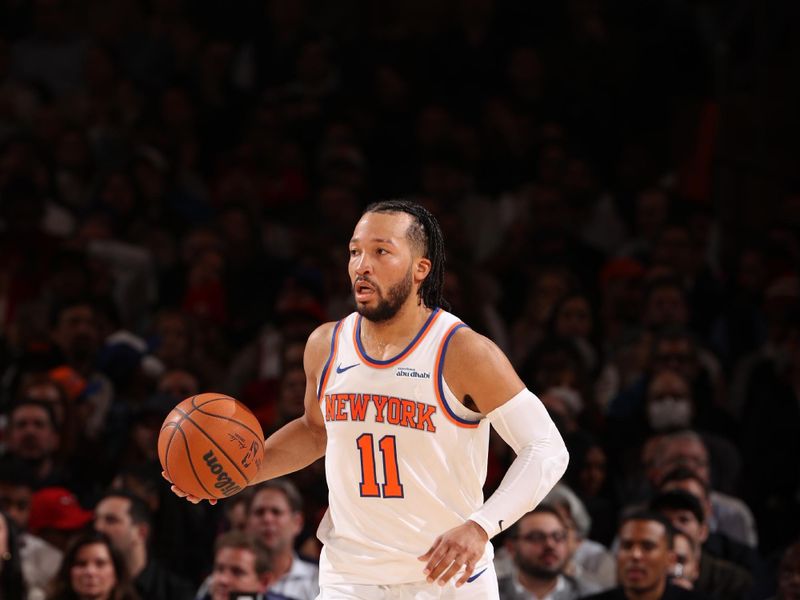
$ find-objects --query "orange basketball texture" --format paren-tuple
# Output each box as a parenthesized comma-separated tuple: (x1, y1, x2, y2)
(158, 393, 265, 500)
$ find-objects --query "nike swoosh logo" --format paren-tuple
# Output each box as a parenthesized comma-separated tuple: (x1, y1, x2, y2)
(467, 568, 487, 583)
(336, 363, 359, 374)
(498, 519, 504, 531)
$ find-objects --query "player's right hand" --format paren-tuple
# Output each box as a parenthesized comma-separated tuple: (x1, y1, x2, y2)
(161, 471, 218, 505)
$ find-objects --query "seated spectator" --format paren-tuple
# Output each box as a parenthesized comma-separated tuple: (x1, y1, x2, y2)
(243, 480, 319, 600)
(28, 487, 92, 552)
(193, 478, 319, 600)
(205, 531, 293, 600)
(108, 463, 215, 585)
(3, 401, 66, 489)
(564, 432, 618, 546)
(545, 483, 616, 590)
(45, 530, 139, 600)
(650, 490, 752, 599)
(649, 430, 757, 548)
(497, 505, 601, 599)
(93, 490, 194, 600)
(658, 467, 759, 572)
(582, 511, 708, 599)
(773, 541, 800, 600)
(670, 529, 701, 594)
(0, 509, 27, 600)
(0, 462, 62, 599)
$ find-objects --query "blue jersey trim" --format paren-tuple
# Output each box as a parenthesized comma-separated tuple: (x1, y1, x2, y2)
(355, 307, 440, 366)
(436, 323, 480, 426)
(317, 320, 343, 399)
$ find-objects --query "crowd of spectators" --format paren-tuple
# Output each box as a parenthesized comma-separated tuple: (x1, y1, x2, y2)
(0, 0, 798, 599)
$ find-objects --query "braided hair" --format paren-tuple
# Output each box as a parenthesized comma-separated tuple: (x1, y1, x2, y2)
(362, 200, 450, 311)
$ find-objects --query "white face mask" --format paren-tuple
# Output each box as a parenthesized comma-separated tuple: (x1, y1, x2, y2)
(647, 397, 693, 431)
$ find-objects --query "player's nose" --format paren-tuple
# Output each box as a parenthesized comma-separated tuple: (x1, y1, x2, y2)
(353, 253, 372, 274)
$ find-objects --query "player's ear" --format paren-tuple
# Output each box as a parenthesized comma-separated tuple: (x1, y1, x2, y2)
(414, 257, 431, 284)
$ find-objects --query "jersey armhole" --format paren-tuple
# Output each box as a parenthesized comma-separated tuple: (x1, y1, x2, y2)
(434, 322, 482, 428)
(317, 320, 343, 400)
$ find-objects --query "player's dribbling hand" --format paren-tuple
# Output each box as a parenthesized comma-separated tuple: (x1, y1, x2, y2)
(418, 520, 488, 587)
(161, 471, 217, 505)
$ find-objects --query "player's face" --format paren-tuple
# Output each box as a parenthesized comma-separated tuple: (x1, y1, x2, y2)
(510, 512, 569, 579)
(210, 547, 265, 600)
(617, 520, 674, 596)
(349, 212, 419, 322)
(70, 542, 117, 600)
(246, 489, 302, 552)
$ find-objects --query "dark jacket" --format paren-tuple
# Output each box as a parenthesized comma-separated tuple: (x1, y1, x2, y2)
(695, 551, 753, 600)
(135, 559, 196, 600)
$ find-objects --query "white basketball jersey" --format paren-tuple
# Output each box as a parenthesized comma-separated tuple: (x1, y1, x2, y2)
(316, 308, 494, 585)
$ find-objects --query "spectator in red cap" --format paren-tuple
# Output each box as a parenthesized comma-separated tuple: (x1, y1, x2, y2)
(28, 487, 92, 552)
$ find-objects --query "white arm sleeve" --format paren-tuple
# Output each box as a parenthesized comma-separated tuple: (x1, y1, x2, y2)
(469, 388, 569, 539)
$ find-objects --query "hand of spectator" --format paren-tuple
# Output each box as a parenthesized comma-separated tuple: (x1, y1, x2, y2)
(417, 520, 488, 587)
(161, 471, 218, 505)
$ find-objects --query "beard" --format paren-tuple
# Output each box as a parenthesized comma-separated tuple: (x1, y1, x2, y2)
(354, 268, 414, 323)
(516, 554, 563, 581)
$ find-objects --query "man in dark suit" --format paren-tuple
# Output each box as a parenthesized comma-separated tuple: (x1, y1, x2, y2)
(649, 490, 752, 599)
(583, 511, 708, 599)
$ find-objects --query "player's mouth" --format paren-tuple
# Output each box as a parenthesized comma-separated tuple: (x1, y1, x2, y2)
(354, 281, 377, 301)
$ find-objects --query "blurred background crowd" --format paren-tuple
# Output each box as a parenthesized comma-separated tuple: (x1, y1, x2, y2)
(0, 0, 798, 599)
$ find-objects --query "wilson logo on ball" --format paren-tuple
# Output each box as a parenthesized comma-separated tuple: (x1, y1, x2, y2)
(203, 450, 242, 496)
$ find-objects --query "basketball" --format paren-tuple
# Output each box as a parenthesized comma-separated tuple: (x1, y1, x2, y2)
(158, 393, 265, 500)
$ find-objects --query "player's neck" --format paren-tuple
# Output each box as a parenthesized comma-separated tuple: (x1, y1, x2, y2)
(359, 300, 432, 352)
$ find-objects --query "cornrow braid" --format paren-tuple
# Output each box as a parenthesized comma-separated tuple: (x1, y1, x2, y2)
(363, 199, 450, 311)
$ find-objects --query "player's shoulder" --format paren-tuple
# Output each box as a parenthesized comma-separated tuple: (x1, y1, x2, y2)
(443, 324, 522, 402)
(306, 320, 341, 347)
(446, 325, 504, 365)
(303, 320, 342, 367)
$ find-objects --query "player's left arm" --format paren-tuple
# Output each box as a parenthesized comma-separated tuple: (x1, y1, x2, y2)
(418, 327, 569, 587)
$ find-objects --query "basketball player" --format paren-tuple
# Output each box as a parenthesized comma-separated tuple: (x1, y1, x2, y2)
(167, 200, 569, 599)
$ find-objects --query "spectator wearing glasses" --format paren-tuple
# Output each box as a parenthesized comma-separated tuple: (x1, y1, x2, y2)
(497, 505, 601, 600)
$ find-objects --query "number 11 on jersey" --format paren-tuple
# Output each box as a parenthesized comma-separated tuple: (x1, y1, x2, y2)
(356, 433, 404, 498)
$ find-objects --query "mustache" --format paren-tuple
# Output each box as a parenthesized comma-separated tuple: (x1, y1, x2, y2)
(353, 276, 379, 291)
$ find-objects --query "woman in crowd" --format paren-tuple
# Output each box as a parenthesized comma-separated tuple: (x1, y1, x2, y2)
(46, 531, 139, 600)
